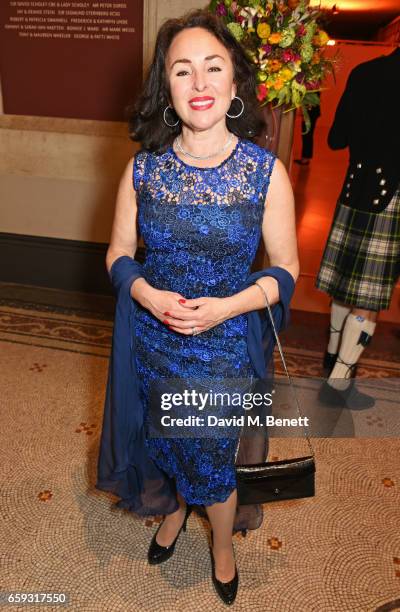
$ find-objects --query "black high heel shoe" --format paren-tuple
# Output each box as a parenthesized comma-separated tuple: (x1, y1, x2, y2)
(209, 531, 239, 606)
(147, 504, 192, 565)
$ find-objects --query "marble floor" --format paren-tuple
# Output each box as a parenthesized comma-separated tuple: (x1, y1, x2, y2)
(0, 287, 399, 611)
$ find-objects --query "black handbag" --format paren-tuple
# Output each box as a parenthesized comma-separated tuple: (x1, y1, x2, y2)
(235, 280, 316, 505)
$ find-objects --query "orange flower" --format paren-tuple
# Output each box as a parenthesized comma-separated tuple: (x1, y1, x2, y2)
(273, 78, 284, 90)
(288, 0, 300, 8)
(269, 59, 282, 72)
(268, 32, 282, 45)
(311, 52, 320, 64)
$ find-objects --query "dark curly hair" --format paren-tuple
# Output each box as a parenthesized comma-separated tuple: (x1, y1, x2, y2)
(125, 8, 266, 153)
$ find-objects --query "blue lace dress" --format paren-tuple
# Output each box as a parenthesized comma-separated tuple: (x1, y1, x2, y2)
(132, 137, 276, 506)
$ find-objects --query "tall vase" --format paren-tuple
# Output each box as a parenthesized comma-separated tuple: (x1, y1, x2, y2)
(255, 101, 296, 170)
(252, 102, 296, 270)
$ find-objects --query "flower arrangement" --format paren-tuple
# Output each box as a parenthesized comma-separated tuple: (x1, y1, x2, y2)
(209, 0, 337, 131)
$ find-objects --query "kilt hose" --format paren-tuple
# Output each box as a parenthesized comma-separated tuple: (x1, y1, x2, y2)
(315, 184, 400, 311)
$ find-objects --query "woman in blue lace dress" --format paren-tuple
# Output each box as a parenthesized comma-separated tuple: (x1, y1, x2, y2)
(104, 9, 298, 605)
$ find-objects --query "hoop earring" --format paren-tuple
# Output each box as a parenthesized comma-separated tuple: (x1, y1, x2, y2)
(163, 105, 180, 127)
(226, 96, 244, 119)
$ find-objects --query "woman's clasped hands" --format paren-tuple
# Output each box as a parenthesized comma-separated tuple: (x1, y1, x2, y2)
(132, 279, 231, 335)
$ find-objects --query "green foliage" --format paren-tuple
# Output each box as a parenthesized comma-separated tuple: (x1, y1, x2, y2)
(208, 0, 338, 111)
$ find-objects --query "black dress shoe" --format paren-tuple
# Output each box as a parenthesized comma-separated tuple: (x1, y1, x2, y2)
(209, 533, 238, 606)
(147, 504, 192, 565)
(318, 379, 375, 410)
(322, 350, 338, 374)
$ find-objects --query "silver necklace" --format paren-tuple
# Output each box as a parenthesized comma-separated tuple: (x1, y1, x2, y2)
(174, 132, 235, 160)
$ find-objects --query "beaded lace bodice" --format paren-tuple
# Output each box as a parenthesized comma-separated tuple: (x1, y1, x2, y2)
(133, 138, 276, 299)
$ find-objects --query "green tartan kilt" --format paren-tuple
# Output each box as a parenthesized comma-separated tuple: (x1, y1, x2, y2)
(315, 184, 400, 311)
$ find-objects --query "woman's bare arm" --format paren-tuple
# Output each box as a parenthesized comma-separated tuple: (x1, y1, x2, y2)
(105, 157, 138, 274)
(261, 156, 299, 281)
(224, 157, 300, 316)
(106, 156, 188, 312)
(105, 157, 153, 300)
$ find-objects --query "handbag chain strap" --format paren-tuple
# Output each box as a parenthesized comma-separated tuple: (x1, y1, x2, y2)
(235, 280, 315, 461)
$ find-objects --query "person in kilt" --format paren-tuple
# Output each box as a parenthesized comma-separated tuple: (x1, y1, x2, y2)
(315, 46, 400, 409)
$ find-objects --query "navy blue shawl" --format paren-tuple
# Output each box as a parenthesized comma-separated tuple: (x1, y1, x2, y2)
(95, 255, 295, 516)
